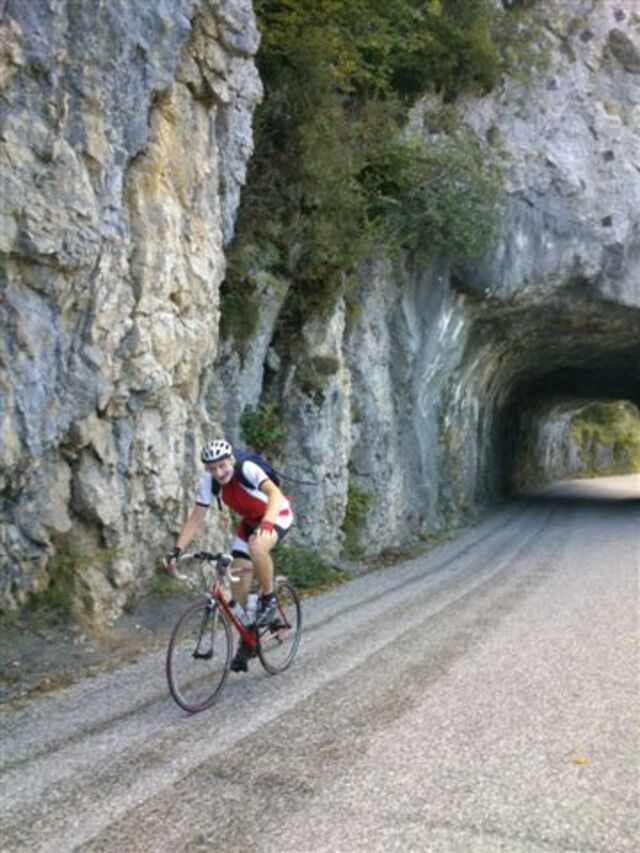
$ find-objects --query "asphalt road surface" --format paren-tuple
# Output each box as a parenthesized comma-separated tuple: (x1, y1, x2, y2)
(1, 475, 638, 853)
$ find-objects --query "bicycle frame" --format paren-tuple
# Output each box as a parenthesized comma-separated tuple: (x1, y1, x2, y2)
(182, 551, 261, 651)
(208, 583, 258, 652)
(176, 550, 292, 653)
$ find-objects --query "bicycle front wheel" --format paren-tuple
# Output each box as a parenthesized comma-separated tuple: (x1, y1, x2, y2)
(166, 598, 232, 713)
(257, 577, 302, 674)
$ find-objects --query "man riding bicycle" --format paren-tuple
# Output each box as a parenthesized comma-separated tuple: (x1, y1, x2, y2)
(164, 439, 293, 672)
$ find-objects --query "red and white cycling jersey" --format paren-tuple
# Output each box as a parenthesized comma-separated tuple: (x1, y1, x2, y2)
(196, 459, 292, 528)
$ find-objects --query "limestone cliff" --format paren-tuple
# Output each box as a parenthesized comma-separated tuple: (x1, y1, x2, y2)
(0, 0, 261, 618)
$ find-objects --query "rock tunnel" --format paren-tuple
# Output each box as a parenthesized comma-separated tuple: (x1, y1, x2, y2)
(468, 298, 640, 500)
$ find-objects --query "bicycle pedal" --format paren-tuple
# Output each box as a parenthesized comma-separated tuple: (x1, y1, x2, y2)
(193, 650, 213, 660)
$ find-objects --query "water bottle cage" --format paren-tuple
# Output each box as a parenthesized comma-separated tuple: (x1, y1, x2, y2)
(246, 593, 258, 625)
(229, 599, 251, 627)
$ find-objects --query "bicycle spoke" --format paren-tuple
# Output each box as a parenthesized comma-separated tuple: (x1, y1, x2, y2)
(166, 599, 232, 713)
(257, 578, 302, 674)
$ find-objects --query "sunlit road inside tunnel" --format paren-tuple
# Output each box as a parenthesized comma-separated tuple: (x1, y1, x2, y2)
(526, 472, 640, 503)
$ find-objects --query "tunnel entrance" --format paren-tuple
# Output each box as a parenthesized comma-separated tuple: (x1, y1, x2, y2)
(506, 398, 640, 493)
(500, 350, 640, 495)
(465, 296, 640, 501)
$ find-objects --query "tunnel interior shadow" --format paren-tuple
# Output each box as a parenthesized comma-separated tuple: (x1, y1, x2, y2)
(514, 479, 640, 513)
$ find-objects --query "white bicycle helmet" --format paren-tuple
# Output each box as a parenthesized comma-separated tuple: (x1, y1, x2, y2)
(200, 438, 233, 463)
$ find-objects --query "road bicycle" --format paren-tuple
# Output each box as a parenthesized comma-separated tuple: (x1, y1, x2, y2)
(166, 551, 302, 713)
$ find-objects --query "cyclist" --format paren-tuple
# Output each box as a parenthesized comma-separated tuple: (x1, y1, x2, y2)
(164, 439, 293, 672)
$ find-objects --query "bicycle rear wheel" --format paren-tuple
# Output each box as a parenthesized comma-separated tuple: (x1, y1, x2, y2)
(257, 577, 302, 674)
(166, 598, 232, 713)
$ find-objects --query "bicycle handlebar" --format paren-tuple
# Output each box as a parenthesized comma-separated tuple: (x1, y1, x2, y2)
(179, 551, 233, 566)
(176, 551, 239, 582)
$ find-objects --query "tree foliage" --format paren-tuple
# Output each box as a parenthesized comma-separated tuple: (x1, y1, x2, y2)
(222, 0, 508, 341)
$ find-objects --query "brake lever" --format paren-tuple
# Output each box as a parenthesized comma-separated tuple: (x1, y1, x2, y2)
(215, 553, 238, 582)
(171, 552, 196, 583)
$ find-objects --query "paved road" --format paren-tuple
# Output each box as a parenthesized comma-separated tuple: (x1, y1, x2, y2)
(1, 475, 638, 852)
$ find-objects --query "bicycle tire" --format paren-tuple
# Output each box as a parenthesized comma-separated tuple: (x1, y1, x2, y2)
(257, 577, 302, 674)
(166, 598, 232, 713)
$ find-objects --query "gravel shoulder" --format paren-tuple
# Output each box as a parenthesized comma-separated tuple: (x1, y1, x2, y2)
(0, 531, 464, 706)
(0, 591, 194, 706)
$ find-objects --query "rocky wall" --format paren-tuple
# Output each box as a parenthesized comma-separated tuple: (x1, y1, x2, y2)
(0, 0, 261, 619)
(267, 0, 640, 557)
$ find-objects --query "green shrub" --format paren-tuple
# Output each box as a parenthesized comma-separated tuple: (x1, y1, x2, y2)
(297, 355, 341, 399)
(275, 542, 347, 590)
(423, 105, 461, 135)
(342, 481, 374, 536)
(240, 400, 287, 455)
(25, 546, 120, 623)
(147, 571, 193, 599)
(25, 554, 76, 622)
(219, 275, 261, 346)
(361, 130, 502, 261)
(493, 1, 552, 83)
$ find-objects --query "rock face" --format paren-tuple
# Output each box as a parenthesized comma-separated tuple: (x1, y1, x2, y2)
(2, 0, 639, 619)
(0, 0, 261, 619)
(270, 0, 640, 556)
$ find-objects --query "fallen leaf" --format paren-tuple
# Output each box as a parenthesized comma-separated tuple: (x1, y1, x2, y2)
(570, 755, 590, 765)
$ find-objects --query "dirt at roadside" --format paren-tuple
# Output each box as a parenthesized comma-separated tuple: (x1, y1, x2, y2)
(0, 591, 194, 708)
(0, 529, 468, 709)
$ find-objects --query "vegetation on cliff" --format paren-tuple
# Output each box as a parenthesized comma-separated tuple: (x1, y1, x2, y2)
(570, 402, 640, 478)
(221, 0, 546, 344)
(514, 401, 640, 491)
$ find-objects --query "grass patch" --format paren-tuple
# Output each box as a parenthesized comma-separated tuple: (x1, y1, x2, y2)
(24, 552, 76, 622)
(297, 355, 341, 400)
(275, 543, 348, 591)
(340, 480, 375, 559)
(9, 545, 125, 625)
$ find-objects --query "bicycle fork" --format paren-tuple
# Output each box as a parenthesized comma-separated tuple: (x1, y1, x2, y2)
(192, 600, 218, 660)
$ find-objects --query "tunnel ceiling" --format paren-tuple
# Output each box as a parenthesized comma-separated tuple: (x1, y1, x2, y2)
(514, 359, 640, 409)
(468, 294, 640, 412)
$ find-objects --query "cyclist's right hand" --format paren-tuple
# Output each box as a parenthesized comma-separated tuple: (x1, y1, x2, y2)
(163, 546, 182, 570)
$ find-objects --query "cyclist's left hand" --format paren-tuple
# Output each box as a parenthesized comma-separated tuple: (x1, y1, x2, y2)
(163, 545, 182, 569)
